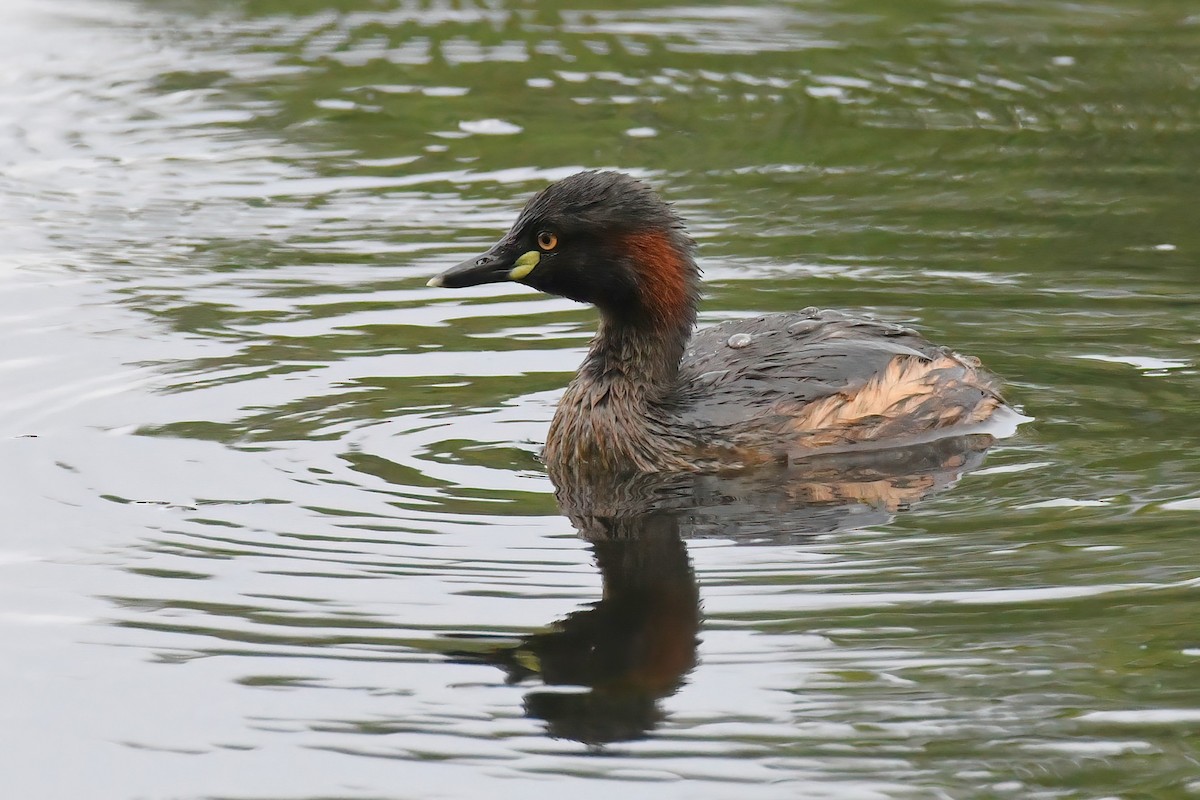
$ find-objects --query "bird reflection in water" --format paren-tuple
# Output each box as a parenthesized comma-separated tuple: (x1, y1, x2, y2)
(448, 434, 996, 746)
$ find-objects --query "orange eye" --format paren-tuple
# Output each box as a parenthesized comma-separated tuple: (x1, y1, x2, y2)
(537, 231, 558, 251)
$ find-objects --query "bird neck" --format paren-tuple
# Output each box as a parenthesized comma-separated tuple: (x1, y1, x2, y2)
(597, 310, 692, 388)
(544, 317, 689, 474)
(542, 301, 695, 471)
(543, 234, 699, 473)
(586, 230, 699, 395)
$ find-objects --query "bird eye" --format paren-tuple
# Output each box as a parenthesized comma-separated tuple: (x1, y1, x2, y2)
(537, 231, 558, 251)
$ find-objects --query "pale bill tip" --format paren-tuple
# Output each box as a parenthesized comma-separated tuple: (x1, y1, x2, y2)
(426, 275, 445, 288)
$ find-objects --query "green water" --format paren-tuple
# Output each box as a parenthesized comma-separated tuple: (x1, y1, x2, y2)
(2, 1, 1198, 797)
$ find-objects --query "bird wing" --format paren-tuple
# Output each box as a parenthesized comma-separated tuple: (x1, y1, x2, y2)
(674, 310, 971, 428)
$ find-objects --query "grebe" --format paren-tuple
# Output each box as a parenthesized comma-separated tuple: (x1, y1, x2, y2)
(429, 171, 1007, 474)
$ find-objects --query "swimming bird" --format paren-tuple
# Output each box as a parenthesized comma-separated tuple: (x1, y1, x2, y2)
(428, 171, 1008, 474)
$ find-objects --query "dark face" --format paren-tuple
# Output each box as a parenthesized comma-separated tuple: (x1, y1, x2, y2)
(428, 171, 689, 318)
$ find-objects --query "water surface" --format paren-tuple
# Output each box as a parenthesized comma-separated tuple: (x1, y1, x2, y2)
(2, 1, 1199, 797)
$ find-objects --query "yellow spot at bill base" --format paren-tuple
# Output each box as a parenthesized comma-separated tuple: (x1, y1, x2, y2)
(513, 649, 541, 675)
(508, 250, 540, 280)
